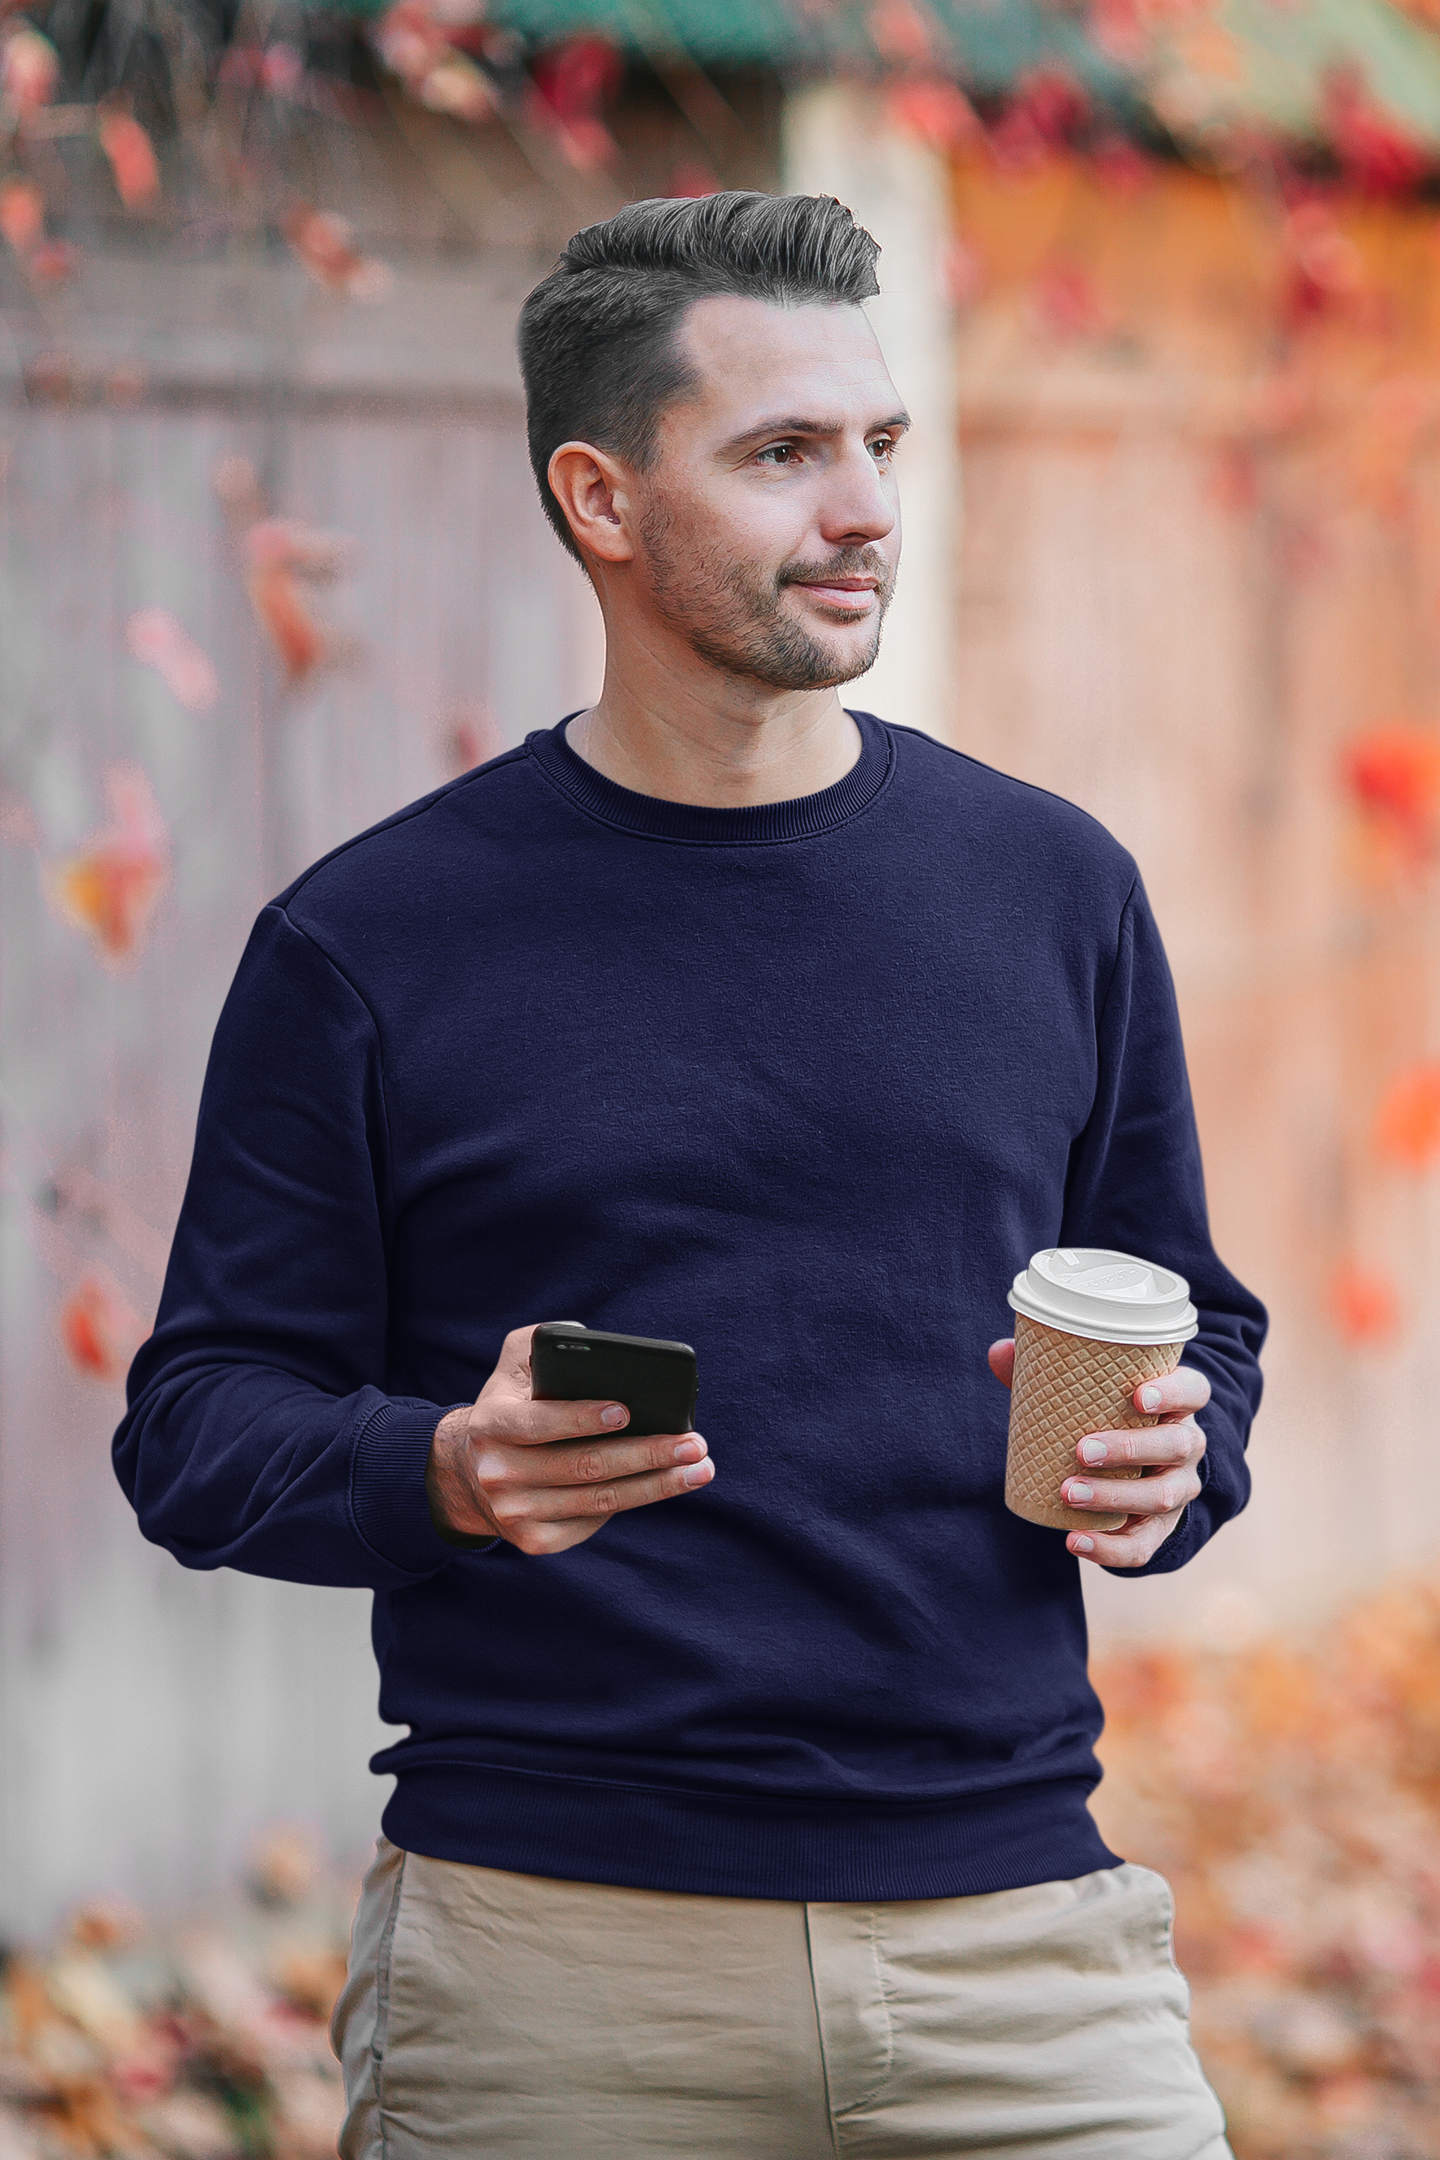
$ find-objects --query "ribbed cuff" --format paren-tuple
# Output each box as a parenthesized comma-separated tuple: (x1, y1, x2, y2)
(350, 1400, 458, 1576)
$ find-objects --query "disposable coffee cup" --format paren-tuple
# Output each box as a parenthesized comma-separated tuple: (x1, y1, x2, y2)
(1004, 1247, 1198, 1534)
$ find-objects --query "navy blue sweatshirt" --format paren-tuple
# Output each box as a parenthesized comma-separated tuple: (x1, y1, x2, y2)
(115, 712, 1265, 1901)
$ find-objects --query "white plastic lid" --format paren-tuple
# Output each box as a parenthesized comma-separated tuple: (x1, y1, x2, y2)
(1007, 1246, 1198, 1345)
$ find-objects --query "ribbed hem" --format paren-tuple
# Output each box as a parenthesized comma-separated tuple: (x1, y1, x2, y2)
(379, 1765, 1118, 1901)
(350, 1400, 456, 1576)
(525, 710, 894, 846)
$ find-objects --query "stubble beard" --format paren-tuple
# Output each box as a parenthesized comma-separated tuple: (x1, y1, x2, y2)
(639, 496, 895, 692)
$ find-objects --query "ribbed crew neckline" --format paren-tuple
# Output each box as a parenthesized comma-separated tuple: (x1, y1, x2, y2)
(526, 709, 893, 846)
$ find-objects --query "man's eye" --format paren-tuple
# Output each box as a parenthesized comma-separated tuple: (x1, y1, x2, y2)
(757, 444, 798, 466)
(869, 436, 896, 461)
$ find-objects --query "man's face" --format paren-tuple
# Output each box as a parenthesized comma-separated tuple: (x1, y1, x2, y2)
(632, 294, 907, 691)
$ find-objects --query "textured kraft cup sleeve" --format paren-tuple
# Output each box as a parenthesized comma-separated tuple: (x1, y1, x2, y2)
(1004, 1313, 1183, 1533)
(351, 1400, 476, 1573)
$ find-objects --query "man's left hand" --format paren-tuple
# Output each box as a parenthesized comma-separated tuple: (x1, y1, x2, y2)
(986, 1339, 1209, 1569)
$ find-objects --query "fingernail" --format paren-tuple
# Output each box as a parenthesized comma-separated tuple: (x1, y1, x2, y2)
(1067, 1481, 1093, 1504)
(1071, 1535, 1095, 1554)
(672, 1437, 704, 1462)
(1079, 1437, 1108, 1466)
(600, 1404, 626, 1427)
(681, 1460, 713, 1488)
(1140, 1384, 1162, 1412)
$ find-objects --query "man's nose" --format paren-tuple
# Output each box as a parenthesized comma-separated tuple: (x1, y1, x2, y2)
(818, 442, 899, 548)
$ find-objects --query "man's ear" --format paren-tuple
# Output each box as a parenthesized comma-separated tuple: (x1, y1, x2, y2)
(548, 442, 636, 567)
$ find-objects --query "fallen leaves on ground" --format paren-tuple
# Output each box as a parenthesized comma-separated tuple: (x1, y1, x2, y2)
(0, 1830, 355, 2159)
(1092, 1574, 1440, 2159)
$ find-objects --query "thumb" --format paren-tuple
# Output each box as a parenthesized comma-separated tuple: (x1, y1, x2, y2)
(987, 1337, 1016, 1390)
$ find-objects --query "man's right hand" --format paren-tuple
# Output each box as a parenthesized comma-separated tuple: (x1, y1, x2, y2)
(425, 1323, 714, 1557)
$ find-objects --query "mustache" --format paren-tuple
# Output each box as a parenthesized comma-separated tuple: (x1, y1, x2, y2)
(778, 548, 892, 590)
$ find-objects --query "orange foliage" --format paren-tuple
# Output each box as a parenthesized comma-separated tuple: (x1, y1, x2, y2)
(45, 767, 169, 965)
(98, 111, 160, 210)
(1374, 1064, 1440, 1169)
(1328, 1260, 1401, 1345)
(1340, 725, 1440, 863)
(59, 1275, 145, 1382)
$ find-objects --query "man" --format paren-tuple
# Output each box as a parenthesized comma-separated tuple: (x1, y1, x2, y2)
(116, 191, 1264, 2157)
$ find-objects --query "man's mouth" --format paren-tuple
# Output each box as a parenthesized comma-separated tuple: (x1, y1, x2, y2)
(790, 576, 879, 615)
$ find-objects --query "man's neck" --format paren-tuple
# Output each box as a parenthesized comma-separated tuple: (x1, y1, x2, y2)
(564, 668, 863, 810)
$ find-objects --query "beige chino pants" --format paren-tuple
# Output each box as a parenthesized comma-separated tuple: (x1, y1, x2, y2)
(333, 1838, 1231, 2159)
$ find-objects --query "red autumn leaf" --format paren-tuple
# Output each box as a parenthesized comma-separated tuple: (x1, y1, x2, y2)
(0, 174, 43, 253)
(443, 704, 503, 776)
(243, 520, 354, 685)
(59, 1274, 145, 1382)
(530, 36, 622, 127)
(1324, 63, 1430, 198)
(1207, 445, 1260, 517)
(1, 24, 59, 111)
(247, 564, 328, 683)
(45, 766, 169, 965)
(1328, 1261, 1401, 1346)
(1032, 263, 1112, 339)
(1374, 1065, 1440, 1170)
(867, 0, 934, 66)
(885, 77, 978, 153)
(98, 112, 160, 209)
(262, 43, 305, 96)
(213, 454, 267, 531)
(26, 238, 80, 285)
(667, 161, 719, 201)
(1088, 0, 1148, 64)
(1281, 202, 1365, 331)
(940, 235, 985, 309)
(1341, 726, 1440, 862)
(1091, 136, 1155, 195)
(373, 0, 449, 93)
(280, 203, 392, 301)
(1010, 68, 1090, 147)
(125, 608, 219, 713)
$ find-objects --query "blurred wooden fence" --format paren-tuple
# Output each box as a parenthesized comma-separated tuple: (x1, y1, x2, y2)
(946, 159, 1440, 1650)
(0, 254, 601, 1935)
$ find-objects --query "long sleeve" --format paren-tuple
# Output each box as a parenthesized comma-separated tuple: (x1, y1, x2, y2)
(1060, 876, 1267, 1576)
(113, 905, 455, 1587)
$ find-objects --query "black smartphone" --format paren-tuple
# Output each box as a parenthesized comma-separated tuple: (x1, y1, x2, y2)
(531, 1322, 698, 1437)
